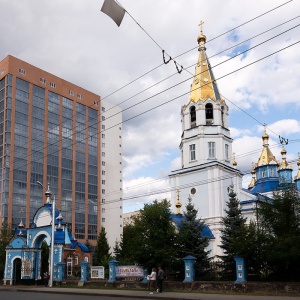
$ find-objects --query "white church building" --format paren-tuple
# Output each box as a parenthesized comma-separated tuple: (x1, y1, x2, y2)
(169, 27, 300, 259)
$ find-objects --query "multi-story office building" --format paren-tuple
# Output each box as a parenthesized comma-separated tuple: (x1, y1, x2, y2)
(0, 55, 123, 248)
(100, 100, 123, 249)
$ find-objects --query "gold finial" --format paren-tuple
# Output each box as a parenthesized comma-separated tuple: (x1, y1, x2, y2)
(198, 20, 204, 34)
(197, 20, 206, 45)
(248, 162, 256, 189)
(175, 189, 182, 215)
(232, 152, 237, 167)
(295, 152, 300, 180)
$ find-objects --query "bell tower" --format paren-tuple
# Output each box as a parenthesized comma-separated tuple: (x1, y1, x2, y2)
(169, 23, 243, 258)
(180, 23, 231, 169)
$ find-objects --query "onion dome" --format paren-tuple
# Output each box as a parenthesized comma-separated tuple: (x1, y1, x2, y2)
(248, 163, 256, 189)
(175, 189, 182, 215)
(257, 125, 277, 166)
(295, 152, 300, 180)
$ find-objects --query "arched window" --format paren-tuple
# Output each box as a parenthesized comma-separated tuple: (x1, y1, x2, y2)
(190, 106, 196, 128)
(205, 103, 213, 124)
(67, 254, 72, 276)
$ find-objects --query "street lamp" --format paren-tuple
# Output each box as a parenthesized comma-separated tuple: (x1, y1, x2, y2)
(37, 181, 55, 287)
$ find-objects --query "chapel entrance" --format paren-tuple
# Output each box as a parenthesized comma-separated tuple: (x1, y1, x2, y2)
(12, 258, 21, 285)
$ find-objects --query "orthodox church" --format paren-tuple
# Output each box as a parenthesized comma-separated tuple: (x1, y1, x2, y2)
(169, 26, 300, 259)
(3, 187, 91, 285)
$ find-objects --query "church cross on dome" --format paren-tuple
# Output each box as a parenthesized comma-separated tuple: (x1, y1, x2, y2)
(198, 20, 204, 34)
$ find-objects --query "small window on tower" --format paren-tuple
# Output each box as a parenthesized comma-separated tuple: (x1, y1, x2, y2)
(189, 144, 196, 161)
(205, 103, 213, 124)
(190, 106, 196, 128)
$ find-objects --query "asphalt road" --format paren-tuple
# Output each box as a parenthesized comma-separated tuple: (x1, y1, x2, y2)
(1, 286, 300, 300)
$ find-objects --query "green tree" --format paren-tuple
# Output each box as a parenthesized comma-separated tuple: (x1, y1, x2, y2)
(219, 185, 247, 280)
(93, 227, 111, 267)
(41, 240, 49, 275)
(0, 220, 13, 279)
(258, 188, 300, 280)
(122, 199, 177, 271)
(113, 223, 140, 264)
(176, 196, 210, 279)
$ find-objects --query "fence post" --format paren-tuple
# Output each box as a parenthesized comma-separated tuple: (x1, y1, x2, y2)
(183, 255, 196, 282)
(107, 259, 119, 283)
(234, 256, 247, 283)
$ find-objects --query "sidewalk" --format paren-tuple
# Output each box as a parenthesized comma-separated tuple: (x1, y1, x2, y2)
(0, 285, 299, 300)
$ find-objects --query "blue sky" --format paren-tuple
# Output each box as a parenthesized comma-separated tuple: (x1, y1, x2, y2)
(1, 0, 299, 213)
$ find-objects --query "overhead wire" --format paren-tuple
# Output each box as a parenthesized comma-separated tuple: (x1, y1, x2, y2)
(6, 2, 300, 217)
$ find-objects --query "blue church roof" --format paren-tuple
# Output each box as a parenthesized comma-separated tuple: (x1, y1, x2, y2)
(247, 177, 279, 195)
(170, 213, 215, 239)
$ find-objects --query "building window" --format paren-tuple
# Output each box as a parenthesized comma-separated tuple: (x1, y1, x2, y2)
(69, 90, 74, 96)
(102, 189, 105, 194)
(102, 116, 105, 121)
(102, 180, 105, 184)
(208, 142, 215, 158)
(102, 161, 105, 166)
(102, 152, 105, 157)
(102, 107, 105, 112)
(102, 170, 105, 175)
(19, 68, 26, 75)
(190, 106, 196, 128)
(102, 125, 105, 130)
(102, 134, 105, 139)
(40, 77, 46, 84)
(67, 255, 72, 276)
(94, 101, 98, 106)
(225, 144, 229, 160)
(270, 168, 275, 177)
(50, 82, 56, 88)
(77, 93, 82, 99)
(102, 208, 105, 213)
(102, 218, 105, 223)
(102, 198, 105, 203)
(205, 103, 213, 124)
(84, 256, 89, 262)
(189, 144, 196, 161)
(119, 127, 121, 130)
(75, 256, 78, 265)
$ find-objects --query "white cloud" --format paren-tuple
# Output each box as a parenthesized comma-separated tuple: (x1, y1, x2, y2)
(1, 0, 300, 212)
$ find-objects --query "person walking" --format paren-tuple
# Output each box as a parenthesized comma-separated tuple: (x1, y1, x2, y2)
(147, 267, 157, 294)
(157, 266, 164, 293)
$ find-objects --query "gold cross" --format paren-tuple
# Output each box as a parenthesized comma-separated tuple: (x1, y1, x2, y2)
(198, 20, 204, 34)
(176, 189, 180, 201)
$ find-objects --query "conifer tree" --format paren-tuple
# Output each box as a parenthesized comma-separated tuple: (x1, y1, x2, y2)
(0, 220, 13, 279)
(93, 227, 111, 267)
(258, 188, 300, 280)
(176, 195, 210, 278)
(219, 185, 247, 279)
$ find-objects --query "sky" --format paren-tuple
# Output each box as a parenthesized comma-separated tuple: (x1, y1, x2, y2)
(1, 0, 300, 213)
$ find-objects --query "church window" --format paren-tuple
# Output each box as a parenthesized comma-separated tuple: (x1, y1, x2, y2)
(75, 256, 78, 265)
(189, 144, 196, 161)
(270, 168, 275, 176)
(67, 254, 72, 276)
(205, 103, 213, 124)
(191, 188, 196, 195)
(225, 144, 229, 160)
(221, 106, 224, 126)
(262, 170, 266, 177)
(190, 106, 196, 128)
(208, 142, 215, 158)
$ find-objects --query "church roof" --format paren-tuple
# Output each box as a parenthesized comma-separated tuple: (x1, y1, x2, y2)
(256, 127, 278, 167)
(189, 26, 221, 103)
(170, 213, 215, 239)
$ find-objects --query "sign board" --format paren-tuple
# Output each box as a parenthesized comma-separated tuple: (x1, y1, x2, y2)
(90, 266, 105, 279)
(116, 265, 144, 278)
